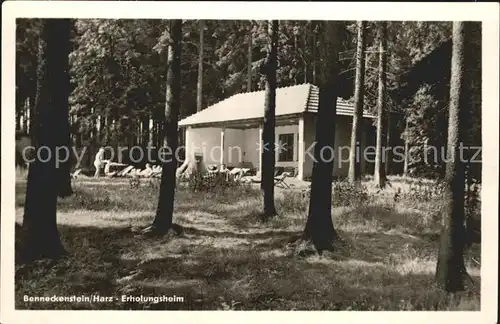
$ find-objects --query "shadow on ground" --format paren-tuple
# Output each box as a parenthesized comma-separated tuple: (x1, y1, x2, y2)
(14, 178, 480, 310)
(15, 222, 480, 311)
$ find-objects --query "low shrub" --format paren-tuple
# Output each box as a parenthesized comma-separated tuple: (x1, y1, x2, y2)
(331, 181, 370, 207)
(405, 179, 446, 203)
(277, 190, 309, 214)
(278, 180, 370, 215)
(188, 172, 241, 193)
(71, 189, 113, 211)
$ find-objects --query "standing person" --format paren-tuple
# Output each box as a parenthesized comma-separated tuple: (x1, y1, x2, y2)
(93, 147, 106, 178)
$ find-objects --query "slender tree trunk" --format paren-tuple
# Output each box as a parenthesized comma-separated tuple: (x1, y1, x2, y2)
(303, 26, 308, 83)
(152, 118, 158, 149)
(23, 101, 28, 133)
(20, 99, 27, 132)
(385, 108, 391, 175)
(99, 114, 106, 145)
(348, 21, 366, 184)
(159, 118, 166, 148)
(306, 21, 313, 83)
(144, 20, 182, 234)
(312, 22, 317, 85)
(26, 96, 33, 138)
(436, 21, 469, 292)
(294, 34, 300, 85)
(303, 21, 341, 252)
(136, 119, 141, 146)
(16, 95, 23, 131)
(21, 19, 69, 261)
(261, 20, 278, 218)
(75, 123, 82, 149)
(96, 115, 102, 145)
(403, 119, 409, 177)
(89, 106, 95, 144)
(374, 22, 388, 188)
(53, 19, 74, 198)
(103, 114, 110, 145)
(197, 20, 204, 112)
(247, 31, 253, 92)
(126, 118, 134, 149)
(142, 115, 150, 148)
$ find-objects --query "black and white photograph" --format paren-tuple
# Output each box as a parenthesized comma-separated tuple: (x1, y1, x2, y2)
(1, 1, 498, 321)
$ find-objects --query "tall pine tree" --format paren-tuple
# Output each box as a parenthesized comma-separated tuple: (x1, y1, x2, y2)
(435, 21, 470, 292)
(21, 19, 72, 261)
(348, 21, 366, 183)
(261, 20, 278, 218)
(143, 20, 183, 235)
(301, 21, 342, 252)
(374, 22, 388, 188)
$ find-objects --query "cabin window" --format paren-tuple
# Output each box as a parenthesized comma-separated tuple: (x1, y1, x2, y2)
(278, 133, 295, 162)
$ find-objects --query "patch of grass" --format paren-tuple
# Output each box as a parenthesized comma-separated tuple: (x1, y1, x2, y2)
(15, 222, 480, 310)
(281, 180, 370, 214)
(276, 190, 308, 214)
(333, 203, 442, 235)
(14, 177, 481, 310)
(16, 180, 218, 212)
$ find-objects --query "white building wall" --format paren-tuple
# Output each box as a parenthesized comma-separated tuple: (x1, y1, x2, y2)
(242, 127, 260, 170)
(302, 114, 372, 179)
(224, 128, 245, 167)
(183, 113, 373, 180)
(185, 127, 222, 166)
(302, 113, 317, 180)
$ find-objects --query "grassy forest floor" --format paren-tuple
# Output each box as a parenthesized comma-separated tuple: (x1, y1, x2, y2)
(14, 173, 480, 310)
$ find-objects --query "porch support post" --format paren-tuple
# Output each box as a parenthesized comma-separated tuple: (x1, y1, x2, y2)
(298, 115, 305, 180)
(220, 126, 225, 166)
(185, 126, 191, 162)
(259, 124, 263, 173)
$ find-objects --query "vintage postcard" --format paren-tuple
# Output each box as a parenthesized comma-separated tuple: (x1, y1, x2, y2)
(1, 1, 498, 323)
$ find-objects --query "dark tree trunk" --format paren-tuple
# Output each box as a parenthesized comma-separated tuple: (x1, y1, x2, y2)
(247, 30, 253, 92)
(312, 22, 317, 85)
(294, 34, 300, 85)
(306, 21, 313, 84)
(348, 21, 366, 184)
(89, 107, 96, 145)
(435, 21, 469, 292)
(28, 96, 34, 137)
(197, 20, 204, 112)
(99, 115, 106, 145)
(23, 99, 29, 133)
(21, 19, 70, 261)
(152, 118, 158, 149)
(126, 118, 134, 148)
(25, 96, 34, 138)
(303, 26, 308, 83)
(374, 22, 388, 188)
(403, 119, 409, 177)
(303, 21, 341, 252)
(261, 20, 278, 218)
(136, 119, 141, 146)
(142, 115, 150, 148)
(103, 115, 110, 145)
(53, 19, 73, 198)
(385, 109, 391, 175)
(145, 20, 182, 234)
(16, 96, 23, 131)
(75, 124, 82, 149)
